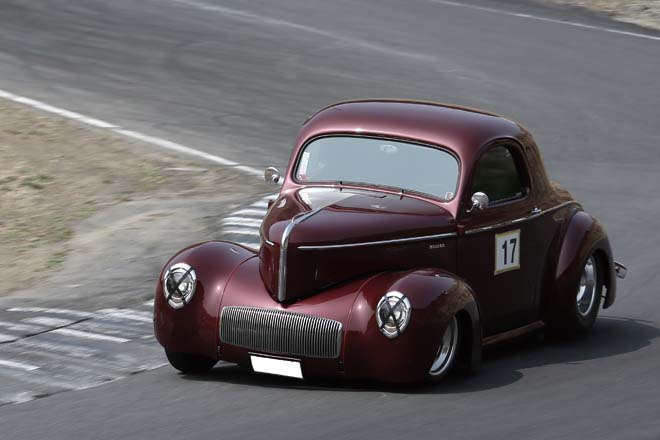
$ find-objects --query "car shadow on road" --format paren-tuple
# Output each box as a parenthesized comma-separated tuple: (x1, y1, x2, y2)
(435, 316, 660, 394)
(181, 316, 659, 394)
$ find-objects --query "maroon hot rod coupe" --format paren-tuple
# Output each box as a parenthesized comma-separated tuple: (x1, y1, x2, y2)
(154, 100, 626, 383)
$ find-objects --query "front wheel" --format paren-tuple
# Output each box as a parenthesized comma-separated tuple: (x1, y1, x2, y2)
(428, 316, 460, 381)
(165, 350, 217, 374)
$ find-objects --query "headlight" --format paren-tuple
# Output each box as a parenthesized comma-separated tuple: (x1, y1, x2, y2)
(163, 263, 197, 309)
(376, 291, 411, 338)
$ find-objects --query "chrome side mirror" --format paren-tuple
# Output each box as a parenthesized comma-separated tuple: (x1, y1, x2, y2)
(466, 192, 489, 213)
(264, 167, 281, 185)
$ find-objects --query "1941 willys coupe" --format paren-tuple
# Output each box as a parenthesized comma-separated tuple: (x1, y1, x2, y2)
(154, 100, 627, 383)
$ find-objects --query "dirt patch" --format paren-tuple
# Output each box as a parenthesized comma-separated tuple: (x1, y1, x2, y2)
(545, 0, 660, 30)
(0, 99, 270, 299)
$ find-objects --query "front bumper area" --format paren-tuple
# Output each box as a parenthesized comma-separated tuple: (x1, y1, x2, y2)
(220, 344, 346, 380)
(156, 256, 477, 384)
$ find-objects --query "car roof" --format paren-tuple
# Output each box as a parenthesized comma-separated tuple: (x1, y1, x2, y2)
(286, 100, 547, 215)
(298, 99, 524, 161)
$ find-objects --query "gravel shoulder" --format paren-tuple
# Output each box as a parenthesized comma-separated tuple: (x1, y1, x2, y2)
(0, 99, 270, 306)
(544, 0, 660, 30)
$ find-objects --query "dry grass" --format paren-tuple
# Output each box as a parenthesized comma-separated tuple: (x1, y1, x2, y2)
(547, 0, 660, 30)
(0, 99, 259, 294)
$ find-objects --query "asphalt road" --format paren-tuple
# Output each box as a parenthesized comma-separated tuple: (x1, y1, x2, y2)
(1, 0, 659, 438)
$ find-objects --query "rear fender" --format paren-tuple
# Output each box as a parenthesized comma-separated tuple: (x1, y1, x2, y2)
(544, 210, 616, 323)
(344, 268, 481, 383)
(153, 241, 255, 359)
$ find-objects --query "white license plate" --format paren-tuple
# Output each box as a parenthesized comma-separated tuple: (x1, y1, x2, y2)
(250, 355, 303, 379)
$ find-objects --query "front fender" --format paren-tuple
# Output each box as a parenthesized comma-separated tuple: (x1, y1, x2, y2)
(344, 268, 481, 383)
(153, 241, 255, 359)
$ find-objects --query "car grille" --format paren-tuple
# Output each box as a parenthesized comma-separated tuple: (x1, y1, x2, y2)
(219, 306, 343, 359)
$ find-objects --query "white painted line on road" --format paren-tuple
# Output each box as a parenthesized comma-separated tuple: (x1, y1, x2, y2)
(0, 321, 44, 333)
(97, 309, 153, 323)
(114, 129, 261, 177)
(222, 228, 262, 236)
(170, 0, 435, 62)
(250, 200, 270, 208)
(0, 88, 264, 179)
(0, 359, 39, 371)
(97, 308, 153, 318)
(7, 307, 92, 318)
(234, 165, 264, 176)
(222, 220, 262, 228)
(250, 195, 277, 207)
(232, 208, 268, 217)
(15, 339, 98, 358)
(218, 194, 277, 247)
(0, 90, 118, 128)
(222, 217, 263, 227)
(429, 0, 660, 42)
(23, 316, 76, 327)
(3, 391, 37, 405)
(52, 328, 130, 343)
(164, 166, 207, 172)
(143, 299, 155, 307)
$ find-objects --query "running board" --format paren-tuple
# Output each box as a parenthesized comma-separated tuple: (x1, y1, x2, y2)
(482, 321, 545, 347)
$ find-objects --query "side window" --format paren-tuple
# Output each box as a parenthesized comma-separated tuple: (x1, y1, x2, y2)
(471, 145, 525, 204)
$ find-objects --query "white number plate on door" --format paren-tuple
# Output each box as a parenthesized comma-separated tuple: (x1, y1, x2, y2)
(251, 355, 303, 379)
(495, 229, 520, 275)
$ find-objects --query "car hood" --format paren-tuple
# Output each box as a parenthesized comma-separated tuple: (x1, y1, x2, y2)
(259, 187, 456, 302)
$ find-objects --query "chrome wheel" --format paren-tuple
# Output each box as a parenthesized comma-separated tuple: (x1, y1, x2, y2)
(429, 316, 459, 377)
(576, 256, 598, 318)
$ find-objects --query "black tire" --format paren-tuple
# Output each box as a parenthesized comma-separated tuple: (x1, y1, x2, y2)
(427, 316, 461, 382)
(550, 254, 603, 337)
(165, 350, 217, 374)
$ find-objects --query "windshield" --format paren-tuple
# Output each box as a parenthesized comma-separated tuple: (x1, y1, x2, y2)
(295, 136, 459, 200)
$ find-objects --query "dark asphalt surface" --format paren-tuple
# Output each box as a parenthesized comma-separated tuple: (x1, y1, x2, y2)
(1, 0, 659, 438)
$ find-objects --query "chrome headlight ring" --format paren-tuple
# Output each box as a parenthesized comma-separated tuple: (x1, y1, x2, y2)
(163, 262, 197, 309)
(376, 291, 411, 338)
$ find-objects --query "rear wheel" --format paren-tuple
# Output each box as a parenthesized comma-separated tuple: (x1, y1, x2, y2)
(576, 256, 600, 322)
(572, 255, 603, 331)
(165, 350, 217, 374)
(550, 254, 603, 337)
(428, 316, 460, 380)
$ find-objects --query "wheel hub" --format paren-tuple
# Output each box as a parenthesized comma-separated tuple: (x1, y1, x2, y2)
(576, 256, 597, 318)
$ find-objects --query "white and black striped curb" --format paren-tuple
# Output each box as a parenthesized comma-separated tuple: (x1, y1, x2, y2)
(0, 195, 278, 407)
(219, 193, 277, 250)
(0, 301, 164, 406)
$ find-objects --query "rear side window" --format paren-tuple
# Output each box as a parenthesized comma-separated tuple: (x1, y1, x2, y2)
(471, 145, 524, 203)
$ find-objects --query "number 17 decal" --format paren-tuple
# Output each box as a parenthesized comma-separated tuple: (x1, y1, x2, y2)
(495, 229, 521, 275)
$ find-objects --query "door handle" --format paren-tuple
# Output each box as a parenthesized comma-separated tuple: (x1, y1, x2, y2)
(530, 207, 541, 215)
